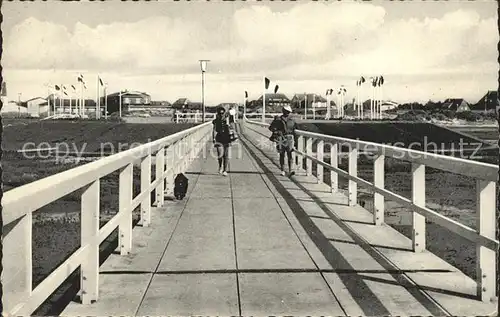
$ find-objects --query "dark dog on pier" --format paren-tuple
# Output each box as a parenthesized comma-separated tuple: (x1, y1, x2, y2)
(174, 173, 189, 200)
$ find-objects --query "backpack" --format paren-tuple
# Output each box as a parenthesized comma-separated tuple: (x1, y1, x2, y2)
(269, 116, 285, 143)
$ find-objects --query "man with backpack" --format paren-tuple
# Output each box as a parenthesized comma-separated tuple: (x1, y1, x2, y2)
(269, 105, 298, 176)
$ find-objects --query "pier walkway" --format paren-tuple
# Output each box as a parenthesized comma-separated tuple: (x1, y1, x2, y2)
(3, 120, 498, 316)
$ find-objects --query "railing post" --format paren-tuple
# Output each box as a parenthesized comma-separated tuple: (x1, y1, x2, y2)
(25, 210, 33, 299)
(155, 147, 165, 207)
(306, 137, 313, 176)
(411, 163, 426, 252)
(80, 180, 100, 304)
(373, 154, 385, 225)
(317, 140, 324, 184)
(119, 163, 133, 255)
(175, 113, 179, 123)
(140, 154, 152, 227)
(330, 142, 338, 192)
(297, 135, 304, 171)
(348, 145, 358, 206)
(476, 180, 496, 302)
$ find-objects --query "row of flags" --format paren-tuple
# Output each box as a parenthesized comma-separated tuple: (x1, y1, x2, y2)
(243, 74, 386, 120)
(48, 74, 107, 118)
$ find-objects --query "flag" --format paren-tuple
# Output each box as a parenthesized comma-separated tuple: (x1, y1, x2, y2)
(55, 85, 61, 91)
(99, 77, 103, 86)
(1, 82, 7, 96)
(245, 91, 248, 98)
(264, 77, 270, 89)
(71, 85, 76, 90)
(63, 91, 68, 96)
(274, 85, 279, 94)
(78, 74, 87, 89)
(360, 76, 365, 83)
(379, 76, 384, 86)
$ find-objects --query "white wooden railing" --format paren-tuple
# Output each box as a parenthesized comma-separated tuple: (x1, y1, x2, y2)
(243, 113, 282, 121)
(175, 112, 216, 123)
(2, 122, 212, 315)
(244, 118, 498, 302)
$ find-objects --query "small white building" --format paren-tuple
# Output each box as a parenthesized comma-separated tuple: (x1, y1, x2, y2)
(1, 99, 28, 114)
(25, 97, 48, 117)
(380, 101, 399, 112)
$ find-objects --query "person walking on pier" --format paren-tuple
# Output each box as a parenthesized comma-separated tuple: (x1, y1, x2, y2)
(212, 106, 231, 176)
(269, 105, 297, 176)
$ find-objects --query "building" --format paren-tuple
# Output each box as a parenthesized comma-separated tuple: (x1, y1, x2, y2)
(442, 98, 470, 112)
(104, 91, 151, 114)
(172, 98, 203, 111)
(291, 93, 329, 109)
(24, 97, 48, 117)
(380, 101, 399, 112)
(0, 101, 28, 114)
(44, 95, 98, 115)
(247, 93, 290, 112)
(472, 91, 498, 113)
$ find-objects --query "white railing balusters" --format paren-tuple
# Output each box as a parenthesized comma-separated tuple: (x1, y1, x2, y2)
(373, 154, 385, 225)
(80, 180, 100, 304)
(348, 146, 358, 206)
(411, 163, 426, 252)
(476, 179, 496, 302)
(330, 142, 338, 193)
(297, 135, 304, 172)
(140, 154, 152, 227)
(306, 137, 313, 176)
(317, 140, 324, 184)
(155, 147, 165, 207)
(119, 163, 133, 255)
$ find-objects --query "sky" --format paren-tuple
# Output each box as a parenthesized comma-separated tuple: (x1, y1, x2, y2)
(2, 0, 498, 105)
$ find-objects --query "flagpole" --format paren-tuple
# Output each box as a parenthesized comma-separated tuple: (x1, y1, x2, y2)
(81, 82, 83, 117)
(243, 92, 247, 119)
(59, 85, 62, 114)
(104, 83, 108, 120)
(325, 93, 329, 120)
(371, 82, 374, 120)
(96, 76, 99, 119)
(262, 76, 266, 123)
(304, 93, 307, 120)
(119, 91, 122, 118)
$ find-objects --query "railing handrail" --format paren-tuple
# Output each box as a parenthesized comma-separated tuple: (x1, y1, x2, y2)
(244, 118, 498, 304)
(3, 121, 211, 226)
(245, 119, 498, 182)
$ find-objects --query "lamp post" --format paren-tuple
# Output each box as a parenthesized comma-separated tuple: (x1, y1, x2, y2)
(199, 60, 210, 123)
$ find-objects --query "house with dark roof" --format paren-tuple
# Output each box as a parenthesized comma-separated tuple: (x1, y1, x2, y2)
(172, 98, 203, 111)
(442, 98, 470, 112)
(247, 93, 290, 112)
(24, 97, 48, 117)
(291, 93, 330, 109)
(471, 90, 498, 113)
